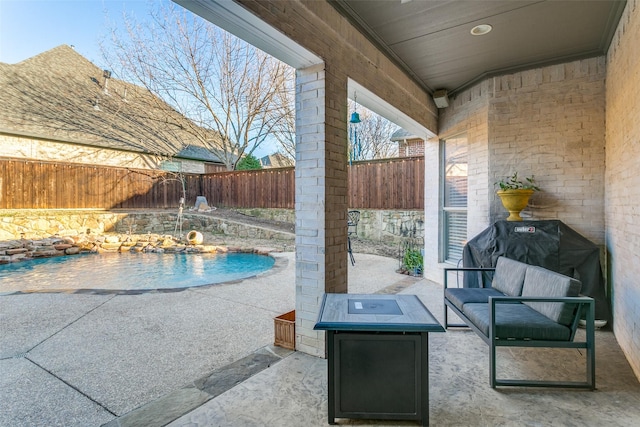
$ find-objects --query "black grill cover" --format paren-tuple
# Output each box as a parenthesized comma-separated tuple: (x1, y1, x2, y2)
(463, 220, 610, 322)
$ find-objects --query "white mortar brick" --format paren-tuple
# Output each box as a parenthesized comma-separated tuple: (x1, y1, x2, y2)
(432, 52, 608, 289)
(606, 0, 640, 379)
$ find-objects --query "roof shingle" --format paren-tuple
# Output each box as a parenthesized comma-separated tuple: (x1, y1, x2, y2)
(0, 45, 223, 163)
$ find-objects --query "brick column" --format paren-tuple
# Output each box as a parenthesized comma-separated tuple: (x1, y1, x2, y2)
(295, 64, 348, 357)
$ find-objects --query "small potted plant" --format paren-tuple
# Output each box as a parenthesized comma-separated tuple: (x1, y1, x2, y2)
(403, 247, 424, 276)
(495, 172, 540, 221)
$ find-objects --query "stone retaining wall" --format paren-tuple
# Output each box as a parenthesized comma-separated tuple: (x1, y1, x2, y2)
(0, 209, 423, 245)
(0, 210, 295, 242)
(356, 210, 424, 243)
(238, 208, 424, 244)
(236, 208, 296, 224)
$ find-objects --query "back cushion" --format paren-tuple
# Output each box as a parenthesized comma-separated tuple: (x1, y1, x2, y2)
(521, 266, 582, 325)
(491, 257, 528, 296)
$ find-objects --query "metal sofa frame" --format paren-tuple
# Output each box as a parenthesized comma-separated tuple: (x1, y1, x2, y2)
(444, 266, 596, 390)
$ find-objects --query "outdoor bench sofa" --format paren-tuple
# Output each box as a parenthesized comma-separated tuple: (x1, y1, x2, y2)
(443, 256, 595, 389)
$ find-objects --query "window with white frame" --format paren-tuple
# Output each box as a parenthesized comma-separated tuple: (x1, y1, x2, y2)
(441, 134, 468, 263)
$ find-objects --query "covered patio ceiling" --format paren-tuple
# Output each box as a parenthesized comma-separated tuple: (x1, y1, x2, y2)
(331, 0, 627, 96)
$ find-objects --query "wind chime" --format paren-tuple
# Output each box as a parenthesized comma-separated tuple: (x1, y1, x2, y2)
(349, 92, 362, 165)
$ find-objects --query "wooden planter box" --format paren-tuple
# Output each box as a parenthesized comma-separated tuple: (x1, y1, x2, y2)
(274, 310, 295, 350)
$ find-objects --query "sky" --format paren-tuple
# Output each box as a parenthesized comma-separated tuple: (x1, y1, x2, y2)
(0, 0, 280, 157)
(0, 0, 150, 67)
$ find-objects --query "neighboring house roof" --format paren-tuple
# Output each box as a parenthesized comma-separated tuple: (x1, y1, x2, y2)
(260, 153, 294, 168)
(390, 128, 418, 141)
(0, 45, 224, 164)
(175, 145, 222, 162)
(391, 128, 425, 158)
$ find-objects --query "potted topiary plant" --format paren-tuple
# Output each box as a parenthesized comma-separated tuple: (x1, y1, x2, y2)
(495, 172, 541, 221)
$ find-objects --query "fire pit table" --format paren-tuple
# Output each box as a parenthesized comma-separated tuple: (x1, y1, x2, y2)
(314, 293, 444, 426)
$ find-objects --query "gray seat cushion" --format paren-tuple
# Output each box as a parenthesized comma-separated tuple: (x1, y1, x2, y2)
(521, 266, 582, 326)
(491, 257, 528, 296)
(463, 302, 572, 341)
(445, 288, 504, 312)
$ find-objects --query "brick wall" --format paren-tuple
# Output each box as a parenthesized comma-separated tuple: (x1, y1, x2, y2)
(398, 138, 425, 157)
(238, 0, 438, 356)
(423, 81, 491, 282)
(0, 133, 157, 170)
(423, 136, 440, 283)
(429, 4, 640, 379)
(606, 0, 640, 379)
(427, 57, 607, 285)
(0, 133, 209, 174)
(441, 80, 492, 240)
(488, 58, 606, 243)
(238, 0, 437, 132)
(294, 65, 331, 356)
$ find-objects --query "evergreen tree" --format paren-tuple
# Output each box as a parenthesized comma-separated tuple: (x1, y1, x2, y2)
(236, 154, 262, 170)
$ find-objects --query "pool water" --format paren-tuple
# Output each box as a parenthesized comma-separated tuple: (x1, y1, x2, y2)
(0, 252, 275, 293)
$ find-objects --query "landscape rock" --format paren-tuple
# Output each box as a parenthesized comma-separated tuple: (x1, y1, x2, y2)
(101, 242, 123, 251)
(65, 247, 81, 255)
(105, 235, 120, 243)
(6, 248, 28, 255)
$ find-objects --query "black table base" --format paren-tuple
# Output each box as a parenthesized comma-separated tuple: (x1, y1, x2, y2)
(315, 294, 444, 426)
(327, 331, 429, 426)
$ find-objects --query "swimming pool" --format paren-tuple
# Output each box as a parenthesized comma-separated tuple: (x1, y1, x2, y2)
(0, 252, 275, 293)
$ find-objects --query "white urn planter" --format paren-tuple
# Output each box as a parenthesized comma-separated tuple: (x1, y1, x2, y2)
(186, 230, 203, 245)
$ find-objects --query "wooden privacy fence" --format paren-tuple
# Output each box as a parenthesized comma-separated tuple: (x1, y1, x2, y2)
(201, 168, 295, 209)
(0, 158, 200, 209)
(0, 156, 424, 210)
(199, 157, 424, 209)
(349, 157, 424, 209)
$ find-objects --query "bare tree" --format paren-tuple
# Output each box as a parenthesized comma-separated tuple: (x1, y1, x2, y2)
(267, 93, 400, 164)
(102, 1, 293, 170)
(348, 100, 399, 160)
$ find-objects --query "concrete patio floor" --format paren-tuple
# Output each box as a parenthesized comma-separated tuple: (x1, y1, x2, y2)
(2, 252, 640, 426)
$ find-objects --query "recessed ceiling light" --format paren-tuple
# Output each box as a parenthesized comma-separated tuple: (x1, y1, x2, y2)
(470, 24, 493, 36)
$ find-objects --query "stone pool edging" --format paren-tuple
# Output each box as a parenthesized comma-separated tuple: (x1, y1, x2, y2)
(0, 233, 280, 265)
(0, 209, 294, 264)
